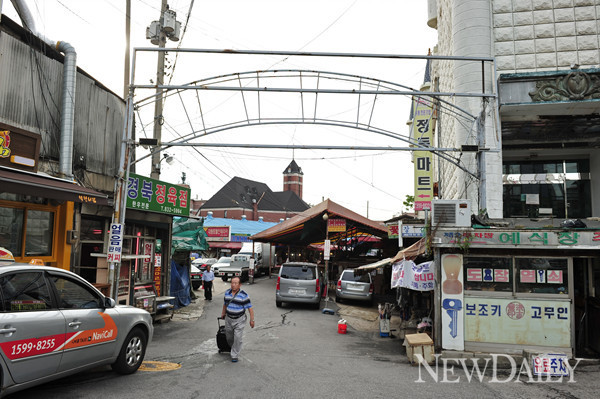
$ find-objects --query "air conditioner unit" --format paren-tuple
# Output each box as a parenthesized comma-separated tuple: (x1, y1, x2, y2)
(431, 200, 471, 227)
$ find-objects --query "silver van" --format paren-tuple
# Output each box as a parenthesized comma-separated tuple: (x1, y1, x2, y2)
(335, 269, 373, 304)
(276, 262, 320, 309)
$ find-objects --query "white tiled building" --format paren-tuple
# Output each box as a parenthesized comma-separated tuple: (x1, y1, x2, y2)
(428, 0, 600, 219)
(426, 1, 600, 357)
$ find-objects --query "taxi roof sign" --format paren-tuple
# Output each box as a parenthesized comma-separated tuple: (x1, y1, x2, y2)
(0, 247, 15, 262)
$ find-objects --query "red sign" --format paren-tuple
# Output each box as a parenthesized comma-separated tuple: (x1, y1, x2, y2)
(144, 242, 153, 263)
(154, 254, 162, 295)
(327, 218, 346, 233)
(204, 226, 231, 241)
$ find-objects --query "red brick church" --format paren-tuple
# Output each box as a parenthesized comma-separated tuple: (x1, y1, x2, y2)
(193, 160, 309, 222)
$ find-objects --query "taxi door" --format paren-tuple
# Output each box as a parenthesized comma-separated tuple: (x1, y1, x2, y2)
(47, 273, 120, 372)
(0, 272, 65, 384)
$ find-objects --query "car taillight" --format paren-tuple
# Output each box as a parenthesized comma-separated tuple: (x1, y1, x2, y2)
(369, 283, 374, 294)
(316, 278, 320, 293)
(337, 280, 341, 289)
(276, 276, 280, 291)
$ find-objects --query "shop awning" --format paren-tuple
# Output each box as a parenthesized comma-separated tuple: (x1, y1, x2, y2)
(355, 238, 428, 273)
(390, 237, 427, 262)
(208, 242, 243, 249)
(0, 167, 109, 205)
(251, 198, 389, 246)
(355, 257, 393, 271)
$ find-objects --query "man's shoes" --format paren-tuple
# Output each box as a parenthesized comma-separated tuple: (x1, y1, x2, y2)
(231, 358, 238, 363)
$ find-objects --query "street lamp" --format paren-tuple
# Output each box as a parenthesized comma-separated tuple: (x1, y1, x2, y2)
(154, 153, 174, 170)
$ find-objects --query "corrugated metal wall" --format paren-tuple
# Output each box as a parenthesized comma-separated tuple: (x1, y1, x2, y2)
(0, 29, 124, 186)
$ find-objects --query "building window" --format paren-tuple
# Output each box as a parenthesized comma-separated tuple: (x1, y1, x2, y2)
(24, 210, 54, 257)
(0, 207, 24, 256)
(515, 257, 568, 295)
(0, 201, 56, 259)
(502, 159, 591, 218)
(463, 257, 512, 292)
(464, 256, 569, 296)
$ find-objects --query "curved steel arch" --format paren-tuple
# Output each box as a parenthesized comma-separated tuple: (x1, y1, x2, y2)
(135, 119, 477, 179)
(134, 69, 478, 122)
(132, 69, 481, 177)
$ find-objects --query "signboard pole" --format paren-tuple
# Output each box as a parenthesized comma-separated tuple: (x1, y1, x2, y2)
(324, 214, 330, 300)
(110, 95, 134, 300)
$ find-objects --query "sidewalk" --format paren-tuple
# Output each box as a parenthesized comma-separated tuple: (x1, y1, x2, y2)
(172, 279, 229, 321)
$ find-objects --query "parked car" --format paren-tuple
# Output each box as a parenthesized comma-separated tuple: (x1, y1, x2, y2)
(0, 260, 153, 397)
(335, 268, 373, 304)
(214, 254, 250, 282)
(191, 258, 217, 271)
(275, 262, 320, 309)
(190, 265, 203, 290)
(211, 256, 232, 280)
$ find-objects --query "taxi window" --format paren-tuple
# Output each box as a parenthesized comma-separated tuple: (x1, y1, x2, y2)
(50, 276, 102, 309)
(0, 272, 53, 312)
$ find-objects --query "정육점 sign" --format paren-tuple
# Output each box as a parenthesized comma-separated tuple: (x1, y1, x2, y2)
(126, 173, 190, 217)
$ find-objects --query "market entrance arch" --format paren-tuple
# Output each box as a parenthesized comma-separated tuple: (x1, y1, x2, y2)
(114, 48, 498, 224)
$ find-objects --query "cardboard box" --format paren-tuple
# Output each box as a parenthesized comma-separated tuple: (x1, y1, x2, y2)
(404, 333, 434, 365)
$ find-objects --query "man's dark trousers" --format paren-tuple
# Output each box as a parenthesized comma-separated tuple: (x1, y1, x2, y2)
(204, 280, 213, 300)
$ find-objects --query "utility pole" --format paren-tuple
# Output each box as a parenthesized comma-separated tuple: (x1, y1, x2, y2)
(146, 1, 181, 179)
(151, 0, 168, 179)
(123, 0, 131, 99)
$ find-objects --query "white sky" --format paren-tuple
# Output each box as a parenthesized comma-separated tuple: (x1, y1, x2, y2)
(3, 0, 438, 221)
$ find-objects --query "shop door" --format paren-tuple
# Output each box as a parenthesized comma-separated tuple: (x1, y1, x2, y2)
(574, 258, 600, 356)
(589, 258, 600, 353)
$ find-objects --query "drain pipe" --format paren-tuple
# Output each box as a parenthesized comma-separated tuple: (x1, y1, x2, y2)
(11, 0, 77, 179)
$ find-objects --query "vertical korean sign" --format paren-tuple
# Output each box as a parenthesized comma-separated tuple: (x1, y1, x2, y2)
(107, 224, 124, 263)
(411, 93, 434, 211)
(441, 254, 464, 350)
(126, 173, 190, 216)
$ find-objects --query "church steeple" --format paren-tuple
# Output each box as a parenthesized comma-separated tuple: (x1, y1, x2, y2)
(283, 159, 303, 199)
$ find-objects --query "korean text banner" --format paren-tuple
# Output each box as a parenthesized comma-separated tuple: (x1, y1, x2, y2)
(126, 173, 190, 217)
(391, 260, 434, 291)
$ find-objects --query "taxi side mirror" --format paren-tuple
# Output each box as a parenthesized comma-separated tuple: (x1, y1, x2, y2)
(104, 297, 116, 308)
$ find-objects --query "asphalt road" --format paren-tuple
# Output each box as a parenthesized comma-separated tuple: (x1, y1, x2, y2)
(9, 276, 600, 398)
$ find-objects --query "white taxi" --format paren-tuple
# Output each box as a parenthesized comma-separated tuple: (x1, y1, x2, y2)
(0, 249, 153, 397)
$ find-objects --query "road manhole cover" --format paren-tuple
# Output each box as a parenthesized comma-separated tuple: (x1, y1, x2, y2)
(139, 361, 182, 372)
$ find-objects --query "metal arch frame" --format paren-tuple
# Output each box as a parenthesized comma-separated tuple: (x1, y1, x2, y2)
(133, 120, 478, 180)
(129, 69, 497, 181)
(123, 47, 499, 188)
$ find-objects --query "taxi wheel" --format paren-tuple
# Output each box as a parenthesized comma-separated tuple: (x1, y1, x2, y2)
(222, 276, 228, 282)
(111, 328, 147, 374)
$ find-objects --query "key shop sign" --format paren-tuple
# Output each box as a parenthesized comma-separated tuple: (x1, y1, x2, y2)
(464, 298, 571, 348)
(126, 173, 190, 217)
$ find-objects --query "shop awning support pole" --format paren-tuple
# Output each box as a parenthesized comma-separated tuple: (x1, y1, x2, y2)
(109, 93, 135, 300)
(433, 248, 442, 351)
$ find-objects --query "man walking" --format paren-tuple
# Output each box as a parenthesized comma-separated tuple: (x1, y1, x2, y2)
(202, 265, 215, 300)
(221, 276, 254, 362)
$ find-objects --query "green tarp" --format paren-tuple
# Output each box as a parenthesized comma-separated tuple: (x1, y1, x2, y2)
(171, 217, 208, 252)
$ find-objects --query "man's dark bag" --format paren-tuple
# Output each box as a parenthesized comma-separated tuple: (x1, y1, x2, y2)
(216, 317, 230, 353)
